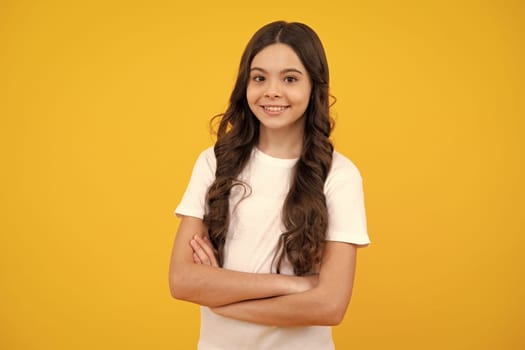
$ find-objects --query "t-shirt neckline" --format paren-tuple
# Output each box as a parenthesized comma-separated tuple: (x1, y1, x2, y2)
(253, 147, 299, 167)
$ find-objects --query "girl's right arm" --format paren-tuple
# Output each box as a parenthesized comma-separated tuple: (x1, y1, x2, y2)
(168, 215, 316, 307)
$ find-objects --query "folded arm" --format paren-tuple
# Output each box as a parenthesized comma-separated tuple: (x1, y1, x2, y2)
(168, 216, 316, 307)
(210, 241, 358, 326)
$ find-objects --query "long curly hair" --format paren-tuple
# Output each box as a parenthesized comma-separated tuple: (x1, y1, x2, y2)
(203, 21, 334, 276)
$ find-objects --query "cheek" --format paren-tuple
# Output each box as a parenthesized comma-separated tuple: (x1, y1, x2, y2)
(246, 85, 259, 105)
(289, 88, 311, 106)
(245, 88, 259, 115)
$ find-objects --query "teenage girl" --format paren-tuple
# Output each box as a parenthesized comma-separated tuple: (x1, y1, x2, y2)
(169, 21, 370, 350)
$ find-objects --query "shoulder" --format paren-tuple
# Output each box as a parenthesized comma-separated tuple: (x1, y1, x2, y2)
(195, 146, 216, 168)
(199, 145, 216, 160)
(328, 150, 363, 184)
(185, 146, 216, 180)
(324, 150, 363, 196)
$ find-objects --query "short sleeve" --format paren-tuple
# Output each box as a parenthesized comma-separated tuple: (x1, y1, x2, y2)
(175, 147, 216, 219)
(324, 151, 370, 246)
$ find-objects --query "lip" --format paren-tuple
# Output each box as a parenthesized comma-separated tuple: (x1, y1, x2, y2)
(260, 105, 290, 116)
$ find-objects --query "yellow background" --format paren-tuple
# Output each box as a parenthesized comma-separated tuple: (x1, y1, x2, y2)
(1, 0, 523, 349)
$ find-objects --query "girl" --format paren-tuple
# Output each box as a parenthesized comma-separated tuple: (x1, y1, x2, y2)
(169, 21, 370, 350)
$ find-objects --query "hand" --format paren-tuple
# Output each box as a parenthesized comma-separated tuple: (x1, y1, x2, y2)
(210, 274, 319, 318)
(190, 234, 219, 267)
(292, 274, 319, 293)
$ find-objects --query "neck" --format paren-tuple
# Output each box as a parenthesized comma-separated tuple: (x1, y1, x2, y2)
(257, 126, 304, 159)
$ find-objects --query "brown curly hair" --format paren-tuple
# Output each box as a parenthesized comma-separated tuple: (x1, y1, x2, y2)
(203, 21, 334, 276)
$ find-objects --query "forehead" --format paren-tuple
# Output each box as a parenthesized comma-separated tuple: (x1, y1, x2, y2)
(250, 43, 306, 71)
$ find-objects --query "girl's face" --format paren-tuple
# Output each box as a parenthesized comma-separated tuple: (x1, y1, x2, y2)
(247, 43, 312, 138)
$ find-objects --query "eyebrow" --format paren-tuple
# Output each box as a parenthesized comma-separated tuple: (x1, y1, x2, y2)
(250, 67, 304, 75)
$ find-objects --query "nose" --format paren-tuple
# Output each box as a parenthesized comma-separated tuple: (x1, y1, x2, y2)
(264, 80, 282, 98)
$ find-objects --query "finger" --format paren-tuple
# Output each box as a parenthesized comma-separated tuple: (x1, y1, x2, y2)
(190, 238, 212, 266)
(196, 235, 219, 267)
(192, 252, 202, 264)
(194, 235, 219, 267)
(193, 235, 218, 267)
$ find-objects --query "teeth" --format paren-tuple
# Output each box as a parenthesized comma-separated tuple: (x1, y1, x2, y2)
(264, 106, 287, 112)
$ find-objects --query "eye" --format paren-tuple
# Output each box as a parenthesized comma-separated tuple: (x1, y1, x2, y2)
(252, 75, 265, 82)
(284, 76, 298, 83)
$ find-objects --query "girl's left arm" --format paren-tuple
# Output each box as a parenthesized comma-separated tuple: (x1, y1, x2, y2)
(193, 239, 358, 327)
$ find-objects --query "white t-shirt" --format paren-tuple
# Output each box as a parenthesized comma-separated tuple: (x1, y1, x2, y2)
(175, 146, 370, 350)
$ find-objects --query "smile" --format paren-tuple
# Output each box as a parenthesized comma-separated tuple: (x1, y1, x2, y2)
(262, 105, 289, 112)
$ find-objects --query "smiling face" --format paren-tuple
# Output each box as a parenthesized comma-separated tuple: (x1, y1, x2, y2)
(247, 43, 312, 141)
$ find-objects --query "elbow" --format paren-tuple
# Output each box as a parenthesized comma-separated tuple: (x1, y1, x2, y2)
(169, 267, 214, 306)
(169, 274, 182, 300)
(323, 307, 346, 326)
(313, 286, 353, 326)
(169, 268, 189, 301)
(169, 273, 219, 308)
(318, 299, 349, 326)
